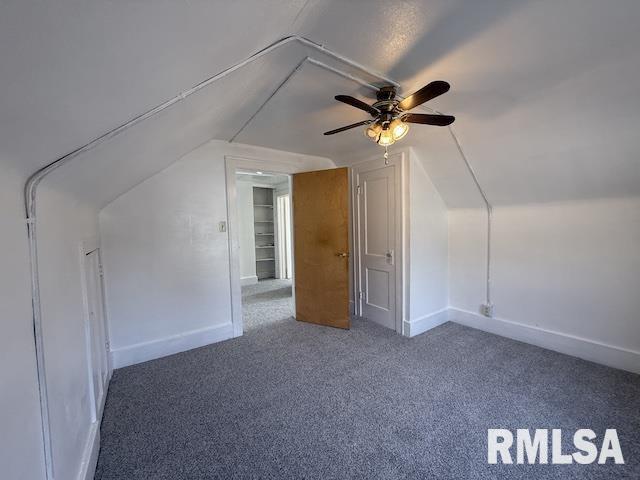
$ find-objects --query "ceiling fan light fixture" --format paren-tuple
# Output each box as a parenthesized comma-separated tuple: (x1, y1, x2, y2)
(365, 123, 382, 140)
(377, 128, 395, 146)
(326, 80, 454, 148)
(390, 118, 409, 141)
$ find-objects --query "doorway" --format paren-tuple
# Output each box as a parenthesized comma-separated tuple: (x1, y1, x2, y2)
(226, 156, 355, 336)
(352, 153, 404, 333)
(235, 170, 294, 330)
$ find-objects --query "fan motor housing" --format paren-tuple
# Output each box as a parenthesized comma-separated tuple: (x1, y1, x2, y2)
(374, 86, 400, 114)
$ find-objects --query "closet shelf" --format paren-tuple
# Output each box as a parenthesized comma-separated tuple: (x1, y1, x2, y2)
(253, 186, 276, 280)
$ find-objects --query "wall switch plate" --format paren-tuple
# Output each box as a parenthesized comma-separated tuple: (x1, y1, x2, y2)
(219, 221, 227, 232)
(481, 303, 494, 318)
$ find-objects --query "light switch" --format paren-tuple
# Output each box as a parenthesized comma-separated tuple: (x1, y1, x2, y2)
(219, 221, 227, 232)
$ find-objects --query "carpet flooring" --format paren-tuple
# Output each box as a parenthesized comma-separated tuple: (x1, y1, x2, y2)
(95, 318, 640, 479)
(241, 279, 294, 330)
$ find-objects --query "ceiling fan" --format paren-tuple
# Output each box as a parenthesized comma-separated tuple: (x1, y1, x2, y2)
(324, 81, 455, 146)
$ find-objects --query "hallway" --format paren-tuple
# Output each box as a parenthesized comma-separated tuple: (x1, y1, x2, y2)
(241, 279, 294, 330)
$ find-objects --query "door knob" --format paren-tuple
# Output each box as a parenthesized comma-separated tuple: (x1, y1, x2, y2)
(336, 252, 349, 258)
(386, 250, 394, 264)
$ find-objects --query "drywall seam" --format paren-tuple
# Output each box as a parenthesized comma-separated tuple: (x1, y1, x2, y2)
(21, 34, 490, 479)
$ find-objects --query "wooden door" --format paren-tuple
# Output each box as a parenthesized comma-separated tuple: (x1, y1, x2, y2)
(293, 167, 350, 329)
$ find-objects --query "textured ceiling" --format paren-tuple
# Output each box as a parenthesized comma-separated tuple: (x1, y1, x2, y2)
(1, 0, 639, 208)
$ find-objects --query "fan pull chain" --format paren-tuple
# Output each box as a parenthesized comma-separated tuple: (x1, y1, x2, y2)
(384, 146, 390, 165)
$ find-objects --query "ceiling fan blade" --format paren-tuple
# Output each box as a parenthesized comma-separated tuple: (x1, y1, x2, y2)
(398, 81, 450, 111)
(335, 95, 379, 116)
(323, 120, 372, 136)
(403, 113, 455, 126)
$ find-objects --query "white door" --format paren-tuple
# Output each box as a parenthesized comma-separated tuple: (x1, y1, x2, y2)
(356, 162, 398, 330)
(84, 249, 109, 421)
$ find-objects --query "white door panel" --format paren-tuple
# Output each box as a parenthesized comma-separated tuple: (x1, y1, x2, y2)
(364, 176, 390, 256)
(358, 165, 396, 330)
(365, 267, 390, 310)
(84, 249, 109, 422)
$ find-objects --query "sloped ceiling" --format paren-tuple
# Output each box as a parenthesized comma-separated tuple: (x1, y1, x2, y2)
(1, 0, 639, 208)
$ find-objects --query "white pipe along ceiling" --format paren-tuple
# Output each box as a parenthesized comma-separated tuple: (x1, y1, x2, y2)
(24, 35, 492, 477)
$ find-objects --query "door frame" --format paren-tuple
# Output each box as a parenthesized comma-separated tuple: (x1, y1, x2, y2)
(275, 192, 293, 280)
(78, 238, 112, 424)
(225, 155, 300, 336)
(351, 151, 407, 335)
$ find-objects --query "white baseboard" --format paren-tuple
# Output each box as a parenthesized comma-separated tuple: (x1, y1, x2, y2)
(240, 275, 258, 286)
(449, 308, 640, 374)
(111, 322, 234, 368)
(76, 417, 100, 480)
(403, 308, 449, 337)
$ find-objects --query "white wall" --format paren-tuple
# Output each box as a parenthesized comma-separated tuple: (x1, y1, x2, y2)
(100, 146, 234, 368)
(100, 140, 333, 368)
(0, 164, 104, 480)
(0, 168, 46, 480)
(404, 149, 449, 336)
(237, 180, 257, 285)
(449, 197, 640, 373)
(36, 180, 102, 480)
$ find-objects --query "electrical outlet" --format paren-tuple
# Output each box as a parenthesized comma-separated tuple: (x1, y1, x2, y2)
(481, 303, 494, 318)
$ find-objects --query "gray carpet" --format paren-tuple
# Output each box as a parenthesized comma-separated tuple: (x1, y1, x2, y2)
(241, 279, 294, 330)
(95, 319, 640, 479)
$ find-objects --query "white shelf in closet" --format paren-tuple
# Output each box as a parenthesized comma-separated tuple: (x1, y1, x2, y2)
(252, 186, 276, 280)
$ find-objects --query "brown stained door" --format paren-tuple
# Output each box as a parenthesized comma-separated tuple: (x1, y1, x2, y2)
(292, 167, 350, 329)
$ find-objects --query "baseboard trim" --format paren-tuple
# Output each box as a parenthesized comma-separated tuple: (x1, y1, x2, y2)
(403, 308, 449, 337)
(111, 322, 234, 368)
(76, 419, 100, 480)
(449, 308, 640, 374)
(240, 275, 258, 286)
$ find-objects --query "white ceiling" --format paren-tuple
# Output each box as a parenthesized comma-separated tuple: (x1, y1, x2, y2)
(2, 0, 639, 208)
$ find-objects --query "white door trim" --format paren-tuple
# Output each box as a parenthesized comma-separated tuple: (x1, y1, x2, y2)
(352, 152, 406, 334)
(276, 193, 292, 280)
(224, 155, 297, 337)
(79, 245, 111, 422)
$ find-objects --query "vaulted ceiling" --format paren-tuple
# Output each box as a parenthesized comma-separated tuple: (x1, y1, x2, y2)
(2, 0, 639, 208)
